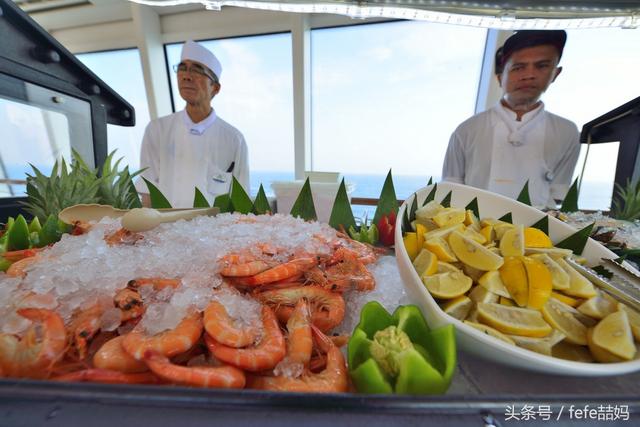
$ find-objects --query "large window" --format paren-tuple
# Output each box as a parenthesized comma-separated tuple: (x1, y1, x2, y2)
(311, 21, 487, 212)
(542, 27, 640, 210)
(166, 34, 294, 197)
(76, 48, 150, 172)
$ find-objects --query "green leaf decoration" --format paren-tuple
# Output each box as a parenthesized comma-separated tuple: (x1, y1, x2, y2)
(38, 214, 63, 246)
(440, 191, 452, 208)
(610, 179, 640, 221)
(517, 181, 532, 206)
(252, 184, 271, 215)
(498, 212, 513, 223)
(290, 177, 317, 221)
(329, 178, 356, 231)
(530, 215, 549, 235)
(193, 187, 210, 208)
(373, 170, 398, 225)
(230, 176, 253, 214)
(409, 193, 418, 223)
(556, 222, 594, 255)
(142, 178, 171, 209)
(423, 183, 437, 206)
(427, 177, 433, 186)
(213, 193, 232, 213)
(402, 207, 412, 234)
(560, 177, 580, 213)
(465, 197, 479, 218)
(592, 265, 613, 280)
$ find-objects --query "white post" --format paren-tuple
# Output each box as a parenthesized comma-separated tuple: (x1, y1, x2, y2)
(291, 14, 311, 180)
(476, 29, 513, 113)
(130, 3, 173, 120)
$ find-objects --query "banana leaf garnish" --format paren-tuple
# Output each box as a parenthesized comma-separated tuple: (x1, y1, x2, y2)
(329, 178, 356, 231)
(193, 187, 210, 208)
(252, 184, 271, 215)
(290, 177, 317, 221)
(230, 177, 253, 214)
(373, 169, 398, 225)
(143, 177, 171, 209)
(427, 176, 433, 186)
(213, 193, 232, 213)
(517, 181, 531, 206)
(440, 191, 452, 208)
(530, 215, 549, 235)
(556, 222, 595, 255)
(423, 183, 438, 206)
(560, 177, 580, 213)
(465, 197, 479, 218)
(498, 212, 513, 223)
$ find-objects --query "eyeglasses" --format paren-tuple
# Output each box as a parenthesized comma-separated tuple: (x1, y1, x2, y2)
(173, 62, 218, 83)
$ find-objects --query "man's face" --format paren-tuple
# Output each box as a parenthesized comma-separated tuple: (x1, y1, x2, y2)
(498, 45, 562, 108)
(177, 59, 220, 107)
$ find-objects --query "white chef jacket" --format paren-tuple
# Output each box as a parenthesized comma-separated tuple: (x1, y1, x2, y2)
(135, 109, 249, 208)
(441, 101, 580, 209)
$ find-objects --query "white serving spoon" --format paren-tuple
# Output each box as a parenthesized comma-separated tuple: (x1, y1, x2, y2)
(121, 207, 219, 232)
(58, 204, 128, 224)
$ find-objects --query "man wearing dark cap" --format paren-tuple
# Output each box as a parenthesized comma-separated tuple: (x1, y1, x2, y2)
(442, 30, 580, 208)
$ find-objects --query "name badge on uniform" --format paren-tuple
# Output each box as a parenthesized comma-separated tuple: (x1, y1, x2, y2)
(212, 173, 227, 183)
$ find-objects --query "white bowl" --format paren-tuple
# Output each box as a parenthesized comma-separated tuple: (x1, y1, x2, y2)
(394, 181, 640, 376)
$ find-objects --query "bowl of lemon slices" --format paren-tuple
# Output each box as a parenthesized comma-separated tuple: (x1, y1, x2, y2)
(395, 182, 640, 376)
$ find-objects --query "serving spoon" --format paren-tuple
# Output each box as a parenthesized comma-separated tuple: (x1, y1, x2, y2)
(121, 207, 218, 232)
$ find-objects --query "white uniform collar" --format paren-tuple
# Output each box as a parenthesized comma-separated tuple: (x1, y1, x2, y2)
(493, 101, 545, 147)
(181, 108, 218, 136)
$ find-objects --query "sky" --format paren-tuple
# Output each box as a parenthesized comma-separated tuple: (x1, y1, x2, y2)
(2, 22, 640, 209)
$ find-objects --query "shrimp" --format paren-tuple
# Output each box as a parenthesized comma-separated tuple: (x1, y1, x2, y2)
(122, 312, 203, 360)
(205, 305, 286, 372)
(284, 299, 312, 366)
(104, 228, 143, 246)
(143, 351, 246, 388)
(257, 285, 345, 332)
(203, 300, 258, 348)
(127, 278, 181, 290)
(52, 368, 162, 384)
(70, 220, 92, 236)
(323, 251, 375, 292)
(67, 303, 104, 360)
(93, 336, 149, 373)
(114, 288, 145, 321)
(0, 308, 67, 379)
(1, 248, 42, 262)
(5, 255, 39, 278)
(238, 257, 317, 286)
(247, 326, 347, 393)
(220, 260, 271, 277)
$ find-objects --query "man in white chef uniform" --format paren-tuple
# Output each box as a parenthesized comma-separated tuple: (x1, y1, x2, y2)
(136, 40, 249, 208)
(442, 30, 580, 209)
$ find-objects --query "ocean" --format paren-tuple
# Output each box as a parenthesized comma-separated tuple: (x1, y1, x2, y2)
(2, 165, 614, 220)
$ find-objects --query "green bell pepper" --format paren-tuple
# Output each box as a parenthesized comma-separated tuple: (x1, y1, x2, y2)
(348, 301, 456, 395)
(348, 222, 378, 245)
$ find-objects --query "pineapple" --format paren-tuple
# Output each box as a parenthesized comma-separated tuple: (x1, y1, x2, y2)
(611, 179, 640, 221)
(22, 150, 142, 222)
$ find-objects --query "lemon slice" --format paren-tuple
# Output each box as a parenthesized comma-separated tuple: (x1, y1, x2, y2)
(550, 291, 580, 308)
(591, 310, 636, 360)
(587, 328, 626, 363)
(524, 227, 553, 248)
(413, 248, 438, 278)
(478, 270, 510, 298)
(468, 285, 499, 304)
(463, 227, 487, 244)
(553, 341, 595, 363)
(403, 232, 419, 261)
(499, 256, 528, 307)
(494, 223, 516, 241)
(508, 330, 565, 356)
(476, 302, 552, 338)
(541, 297, 588, 345)
(522, 256, 552, 310)
(422, 271, 472, 299)
(499, 224, 525, 257)
(424, 236, 458, 263)
(577, 291, 618, 320)
(499, 296, 516, 306)
(424, 223, 466, 241)
(436, 261, 462, 274)
(448, 230, 504, 271)
(415, 201, 444, 221)
(441, 295, 472, 320)
(530, 253, 570, 290)
(415, 223, 427, 249)
(432, 207, 466, 228)
(461, 263, 485, 282)
(554, 258, 597, 299)
(525, 247, 573, 258)
(464, 209, 481, 231)
(464, 320, 515, 345)
(617, 303, 640, 341)
(480, 225, 495, 243)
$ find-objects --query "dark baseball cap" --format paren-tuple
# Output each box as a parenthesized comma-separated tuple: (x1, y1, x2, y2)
(495, 30, 567, 73)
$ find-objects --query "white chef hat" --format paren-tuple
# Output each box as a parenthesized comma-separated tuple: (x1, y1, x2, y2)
(181, 40, 222, 81)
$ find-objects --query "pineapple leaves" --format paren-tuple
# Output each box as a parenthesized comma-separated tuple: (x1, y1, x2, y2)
(611, 179, 640, 221)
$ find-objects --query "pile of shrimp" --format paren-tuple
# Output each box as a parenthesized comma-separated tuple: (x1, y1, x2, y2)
(0, 214, 384, 392)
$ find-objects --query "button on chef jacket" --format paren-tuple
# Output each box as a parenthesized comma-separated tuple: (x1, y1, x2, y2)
(135, 109, 249, 208)
(441, 101, 580, 209)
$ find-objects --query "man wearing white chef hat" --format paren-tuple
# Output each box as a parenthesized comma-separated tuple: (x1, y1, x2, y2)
(442, 30, 580, 209)
(136, 40, 249, 208)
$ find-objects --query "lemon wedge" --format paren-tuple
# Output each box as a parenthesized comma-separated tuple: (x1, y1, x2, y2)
(464, 209, 481, 231)
(553, 341, 595, 363)
(422, 271, 472, 299)
(424, 236, 458, 262)
(523, 227, 553, 248)
(432, 207, 466, 228)
(577, 291, 618, 320)
(550, 291, 580, 308)
(508, 330, 565, 356)
(530, 253, 570, 290)
(415, 223, 427, 249)
(468, 284, 500, 304)
(499, 224, 525, 257)
(415, 201, 444, 221)
(477, 302, 552, 338)
(413, 248, 438, 278)
(442, 295, 473, 320)
(541, 297, 588, 345)
(436, 261, 462, 274)
(499, 256, 528, 307)
(522, 256, 552, 310)
(464, 320, 516, 345)
(554, 258, 597, 299)
(403, 232, 419, 261)
(617, 303, 640, 341)
(480, 225, 495, 243)
(499, 296, 516, 307)
(591, 310, 636, 360)
(448, 230, 504, 271)
(478, 270, 510, 298)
